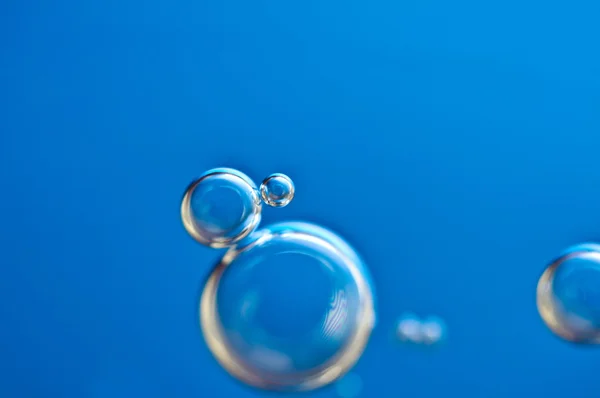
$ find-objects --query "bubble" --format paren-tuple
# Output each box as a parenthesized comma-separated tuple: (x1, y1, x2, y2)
(537, 244, 600, 344)
(181, 168, 262, 248)
(200, 222, 376, 391)
(420, 316, 447, 345)
(260, 173, 295, 208)
(396, 313, 424, 343)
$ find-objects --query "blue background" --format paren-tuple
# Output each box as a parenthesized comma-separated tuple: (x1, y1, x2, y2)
(1, 0, 599, 397)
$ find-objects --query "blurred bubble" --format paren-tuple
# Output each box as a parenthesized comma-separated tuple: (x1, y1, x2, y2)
(537, 244, 600, 344)
(396, 313, 424, 343)
(200, 222, 376, 391)
(395, 313, 446, 346)
(420, 316, 447, 345)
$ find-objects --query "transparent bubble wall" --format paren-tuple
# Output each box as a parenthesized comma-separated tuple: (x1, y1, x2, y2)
(181, 168, 377, 392)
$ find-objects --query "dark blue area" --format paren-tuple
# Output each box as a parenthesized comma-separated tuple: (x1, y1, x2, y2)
(1, 0, 600, 396)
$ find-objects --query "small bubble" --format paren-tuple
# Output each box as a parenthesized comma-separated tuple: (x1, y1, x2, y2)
(396, 313, 423, 343)
(537, 244, 600, 344)
(181, 168, 261, 248)
(200, 222, 376, 391)
(260, 173, 295, 208)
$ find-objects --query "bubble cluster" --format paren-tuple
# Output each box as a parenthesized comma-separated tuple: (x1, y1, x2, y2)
(260, 173, 295, 208)
(537, 243, 600, 344)
(395, 313, 446, 346)
(182, 168, 376, 392)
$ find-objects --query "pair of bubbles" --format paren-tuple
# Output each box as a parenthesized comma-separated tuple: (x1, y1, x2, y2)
(181, 168, 376, 392)
(395, 313, 447, 347)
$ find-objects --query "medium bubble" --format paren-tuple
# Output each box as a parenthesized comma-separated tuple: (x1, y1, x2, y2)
(537, 244, 600, 344)
(200, 222, 376, 391)
(260, 173, 295, 208)
(181, 168, 261, 248)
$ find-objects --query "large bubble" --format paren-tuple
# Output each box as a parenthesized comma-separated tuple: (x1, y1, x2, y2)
(199, 222, 376, 391)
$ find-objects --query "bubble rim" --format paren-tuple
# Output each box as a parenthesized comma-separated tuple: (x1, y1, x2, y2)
(537, 248, 600, 345)
(199, 222, 376, 392)
(181, 168, 262, 249)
